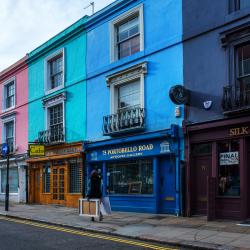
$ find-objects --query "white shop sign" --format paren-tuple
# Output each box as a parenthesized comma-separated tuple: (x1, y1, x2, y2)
(220, 152, 239, 165)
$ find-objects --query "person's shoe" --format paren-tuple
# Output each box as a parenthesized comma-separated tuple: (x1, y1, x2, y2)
(91, 217, 95, 222)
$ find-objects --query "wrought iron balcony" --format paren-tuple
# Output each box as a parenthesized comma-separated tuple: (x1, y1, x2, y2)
(38, 125, 65, 145)
(222, 80, 250, 114)
(103, 107, 145, 136)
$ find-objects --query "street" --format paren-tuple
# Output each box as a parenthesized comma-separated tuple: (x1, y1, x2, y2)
(0, 217, 180, 250)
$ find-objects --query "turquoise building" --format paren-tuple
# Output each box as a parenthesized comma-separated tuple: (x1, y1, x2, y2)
(27, 17, 87, 207)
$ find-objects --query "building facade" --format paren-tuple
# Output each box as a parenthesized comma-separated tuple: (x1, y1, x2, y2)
(183, 0, 250, 219)
(85, 0, 184, 214)
(0, 56, 28, 203)
(27, 17, 88, 207)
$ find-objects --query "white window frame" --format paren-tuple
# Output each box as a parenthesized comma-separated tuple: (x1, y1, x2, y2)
(110, 4, 144, 62)
(2, 76, 16, 112)
(44, 48, 65, 95)
(106, 62, 147, 114)
(43, 93, 66, 138)
(2, 115, 15, 152)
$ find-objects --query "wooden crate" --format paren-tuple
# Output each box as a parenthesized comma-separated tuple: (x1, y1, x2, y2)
(79, 198, 100, 218)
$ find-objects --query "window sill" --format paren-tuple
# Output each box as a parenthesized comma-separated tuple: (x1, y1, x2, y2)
(0, 192, 18, 195)
(45, 85, 64, 96)
(216, 196, 240, 199)
(1, 106, 16, 114)
(107, 194, 154, 198)
(225, 7, 250, 23)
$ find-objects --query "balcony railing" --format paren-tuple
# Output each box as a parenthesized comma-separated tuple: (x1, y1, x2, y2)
(103, 107, 145, 136)
(38, 125, 65, 145)
(222, 80, 250, 113)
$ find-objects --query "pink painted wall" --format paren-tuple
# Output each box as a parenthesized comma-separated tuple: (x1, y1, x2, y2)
(0, 57, 28, 154)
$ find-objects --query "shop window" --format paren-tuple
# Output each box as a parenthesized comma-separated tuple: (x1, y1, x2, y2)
(218, 140, 240, 196)
(110, 4, 143, 61)
(1, 168, 18, 193)
(69, 159, 82, 193)
(107, 159, 153, 195)
(43, 165, 50, 193)
(192, 143, 212, 156)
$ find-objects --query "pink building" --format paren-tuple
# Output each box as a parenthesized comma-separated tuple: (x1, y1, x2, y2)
(0, 56, 28, 203)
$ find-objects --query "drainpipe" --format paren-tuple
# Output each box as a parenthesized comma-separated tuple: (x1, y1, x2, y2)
(25, 165, 29, 204)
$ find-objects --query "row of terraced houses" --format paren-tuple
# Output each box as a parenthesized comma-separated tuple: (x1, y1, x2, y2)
(1, 0, 250, 221)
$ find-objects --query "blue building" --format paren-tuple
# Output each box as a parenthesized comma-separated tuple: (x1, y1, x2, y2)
(84, 0, 184, 214)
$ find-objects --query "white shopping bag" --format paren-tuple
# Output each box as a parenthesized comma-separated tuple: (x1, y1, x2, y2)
(100, 196, 112, 215)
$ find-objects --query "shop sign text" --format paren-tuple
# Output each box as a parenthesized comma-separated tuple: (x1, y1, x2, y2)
(220, 152, 239, 165)
(229, 126, 248, 136)
(88, 140, 172, 162)
(46, 146, 82, 156)
(29, 144, 45, 157)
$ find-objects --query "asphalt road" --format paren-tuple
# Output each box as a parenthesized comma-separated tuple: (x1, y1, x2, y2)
(0, 216, 179, 250)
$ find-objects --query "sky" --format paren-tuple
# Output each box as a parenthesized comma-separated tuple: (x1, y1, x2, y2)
(0, 0, 115, 71)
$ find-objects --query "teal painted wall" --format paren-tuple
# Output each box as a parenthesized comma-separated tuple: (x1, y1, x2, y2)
(28, 18, 87, 143)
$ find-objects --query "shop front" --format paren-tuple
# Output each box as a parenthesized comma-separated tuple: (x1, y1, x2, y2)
(27, 142, 84, 208)
(84, 126, 181, 215)
(185, 116, 250, 220)
(0, 155, 27, 203)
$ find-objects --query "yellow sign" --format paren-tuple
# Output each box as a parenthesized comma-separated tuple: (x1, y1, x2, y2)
(29, 144, 45, 157)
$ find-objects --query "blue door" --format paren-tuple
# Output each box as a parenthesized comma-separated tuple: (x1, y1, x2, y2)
(158, 157, 176, 214)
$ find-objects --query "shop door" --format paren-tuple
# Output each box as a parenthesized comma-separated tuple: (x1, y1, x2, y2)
(192, 156, 211, 215)
(52, 166, 66, 203)
(34, 169, 40, 203)
(158, 158, 175, 213)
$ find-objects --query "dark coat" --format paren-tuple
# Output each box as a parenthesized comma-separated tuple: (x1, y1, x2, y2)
(87, 175, 102, 199)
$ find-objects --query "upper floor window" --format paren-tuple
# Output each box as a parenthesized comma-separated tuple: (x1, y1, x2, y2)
(3, 78, 15, 111)
(237, 43, 250, 79)
(48, 103, 63, 130)
(110, 5, 144, 62)
(118, 80, 140, 111)
(45, 49, 64, 94)
(3, 118, 14, 153)
(103, 63, 147, 135)
(117, 16, 140, 59)
(39, 92, 66, 144)
(229, 0, 250, 13)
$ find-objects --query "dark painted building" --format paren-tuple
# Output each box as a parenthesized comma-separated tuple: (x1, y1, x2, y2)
(183, 0, 250, 220)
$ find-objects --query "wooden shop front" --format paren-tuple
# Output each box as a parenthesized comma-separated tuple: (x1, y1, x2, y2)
(185, 116, 250, 220)
(27, 142, 84, 208)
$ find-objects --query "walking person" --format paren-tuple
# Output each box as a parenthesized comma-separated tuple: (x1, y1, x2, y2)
(87, 169, 103, 222)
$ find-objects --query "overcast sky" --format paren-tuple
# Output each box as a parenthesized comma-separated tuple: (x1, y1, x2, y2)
(0, 0, 115, 71)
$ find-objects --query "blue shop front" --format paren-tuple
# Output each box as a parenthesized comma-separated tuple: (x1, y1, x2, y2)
(84, 125, 181, 215)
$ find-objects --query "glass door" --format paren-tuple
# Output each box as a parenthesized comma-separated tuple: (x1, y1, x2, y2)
(52, 166, 65, 203)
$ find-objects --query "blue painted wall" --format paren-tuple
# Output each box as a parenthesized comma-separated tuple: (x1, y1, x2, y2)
(85, 0, 184, 214)
(28, 17, 87, 143)
(86, 0, 184, 141)
(183, 0, 250, 124)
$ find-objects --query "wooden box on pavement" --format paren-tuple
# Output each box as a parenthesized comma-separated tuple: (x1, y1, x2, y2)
(79, 198, 100, 217)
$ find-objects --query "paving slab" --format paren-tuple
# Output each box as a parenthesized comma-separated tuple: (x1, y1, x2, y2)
(0, 202, 249, 249)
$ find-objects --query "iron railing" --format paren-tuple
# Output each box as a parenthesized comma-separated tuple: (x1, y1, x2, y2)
(103, 107, 145, 136)
(38, 125, 65, 144)
(222, 80, 250, 113)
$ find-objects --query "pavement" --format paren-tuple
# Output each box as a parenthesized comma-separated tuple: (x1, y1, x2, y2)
(0, 203, 250, 250)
